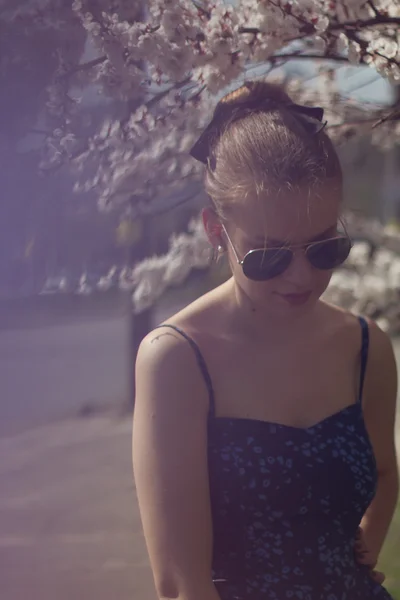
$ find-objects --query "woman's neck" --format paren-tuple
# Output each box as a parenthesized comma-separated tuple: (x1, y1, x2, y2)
(222, 277, 321, 343)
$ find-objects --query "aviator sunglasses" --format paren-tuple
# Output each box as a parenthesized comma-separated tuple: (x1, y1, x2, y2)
(221, 225, 352, 282)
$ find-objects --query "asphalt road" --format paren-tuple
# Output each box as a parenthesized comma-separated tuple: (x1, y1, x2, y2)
(0, 316, 130, 438)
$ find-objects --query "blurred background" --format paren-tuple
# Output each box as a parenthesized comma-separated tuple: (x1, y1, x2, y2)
(1, 2, 400, 599)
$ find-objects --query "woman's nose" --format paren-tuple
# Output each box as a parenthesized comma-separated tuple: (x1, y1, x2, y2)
(282, 249, 313, 287)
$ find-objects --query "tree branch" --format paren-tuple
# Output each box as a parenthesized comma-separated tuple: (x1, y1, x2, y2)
(60, 55, 107, 80)
(150, 187, 202, 216)
(329, 15, 400, 31)
(146, 76, 193, 109)
(65, 51, 147, 80)
(190, 0, 211, 19)
(327, 110, 400, 130)
(268, 52, 349, 64)
(374, 50, 400, 66)
(371, 105, 400, 129)
(366, 0, 380, 17)
(74, 55, 107, 73)
(238, 26, 265, 35)
(239, 15, 400, 37)
(42, 75, 195, 175)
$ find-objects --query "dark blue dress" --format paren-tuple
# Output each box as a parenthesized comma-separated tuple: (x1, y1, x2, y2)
(156, 318, 393, 599)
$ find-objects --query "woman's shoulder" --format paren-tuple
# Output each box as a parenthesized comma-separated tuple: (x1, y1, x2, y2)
(319, 301, 393, 354)
(135, 285, 227, 415)
(135, 325, 211, 421)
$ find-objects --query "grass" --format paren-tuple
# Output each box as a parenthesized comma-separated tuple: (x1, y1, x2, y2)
(379, 499, 400, 598)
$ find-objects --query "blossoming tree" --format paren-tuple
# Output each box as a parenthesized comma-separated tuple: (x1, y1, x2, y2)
(2, 0, 400, 337)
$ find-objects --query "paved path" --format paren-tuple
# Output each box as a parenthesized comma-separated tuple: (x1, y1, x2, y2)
(0, 416, 155, 600)
(0, 291, 178, 439)
(0, 316, 129, 437)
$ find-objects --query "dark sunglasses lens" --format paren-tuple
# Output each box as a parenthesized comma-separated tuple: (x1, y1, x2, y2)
(306, 237, 351, 270)
(242, 248, 292, 281)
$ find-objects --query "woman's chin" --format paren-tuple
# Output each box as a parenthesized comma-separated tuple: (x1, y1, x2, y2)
(250, 291, 319, 318)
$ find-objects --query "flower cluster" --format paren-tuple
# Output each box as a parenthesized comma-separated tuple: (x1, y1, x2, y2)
(70, 89, 207, 211)
(3, 0, 400, 314)
(70, 0, 400, 95)
(46, 0, 398, 208)
(129, 213, 400, 336)
(129, 217, 211, 313)
(324, 241, 400, 335)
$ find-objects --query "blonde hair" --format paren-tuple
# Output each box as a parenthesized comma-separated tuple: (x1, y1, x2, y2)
(203, 81, 342, 218)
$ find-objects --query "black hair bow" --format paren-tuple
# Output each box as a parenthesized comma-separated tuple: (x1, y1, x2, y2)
(190, 102, 327, 166)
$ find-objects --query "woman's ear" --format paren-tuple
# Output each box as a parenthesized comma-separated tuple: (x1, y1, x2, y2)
(202, 207, 224, 249)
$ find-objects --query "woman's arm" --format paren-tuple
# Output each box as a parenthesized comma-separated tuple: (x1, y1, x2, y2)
(133, 328, 221, 600)
(360, 321, 398, 563)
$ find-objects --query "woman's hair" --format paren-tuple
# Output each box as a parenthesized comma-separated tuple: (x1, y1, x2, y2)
(202, 80, 342, 218)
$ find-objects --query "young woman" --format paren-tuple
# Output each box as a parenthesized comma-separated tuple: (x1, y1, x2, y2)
(133, 81, 398, 600)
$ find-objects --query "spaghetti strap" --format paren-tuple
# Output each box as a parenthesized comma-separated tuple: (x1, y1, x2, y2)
(357, 316, 369, 405)
(153, 324, 216, 418)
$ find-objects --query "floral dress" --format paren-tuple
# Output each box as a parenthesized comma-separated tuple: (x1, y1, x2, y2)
(157, 318, 393, 599)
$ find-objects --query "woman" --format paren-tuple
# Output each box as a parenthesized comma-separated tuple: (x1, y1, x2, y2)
(133, 81, 398, 600)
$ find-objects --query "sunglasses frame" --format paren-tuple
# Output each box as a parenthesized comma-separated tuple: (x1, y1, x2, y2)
(221, 224, 352, 281)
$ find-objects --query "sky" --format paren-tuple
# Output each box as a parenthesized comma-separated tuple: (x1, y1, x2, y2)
(287, 60, 394, 106)
(338, 67, 394, 105)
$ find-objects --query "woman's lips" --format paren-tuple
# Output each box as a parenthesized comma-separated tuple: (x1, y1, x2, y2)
(276, 291, 312, 306)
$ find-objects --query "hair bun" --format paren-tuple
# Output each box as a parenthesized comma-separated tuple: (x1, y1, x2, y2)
(219, 80, 292, 110)
(190, 80, 326, 166)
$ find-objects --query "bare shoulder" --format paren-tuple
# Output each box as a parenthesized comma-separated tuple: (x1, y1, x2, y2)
(318, 303, 397, 378)
(319, 301, 370, 344)
(365, 317, 396, 361)
(136, 324, 191, 371)
(135, 323, 211, 421)
(321, 303, 398, 421)
(363, 317, 397, 392)
(321, 303, 397, 406)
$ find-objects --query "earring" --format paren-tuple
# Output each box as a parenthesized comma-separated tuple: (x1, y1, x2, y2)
(211, 244, 225, 263)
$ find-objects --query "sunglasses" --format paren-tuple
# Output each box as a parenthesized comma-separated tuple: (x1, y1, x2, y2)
(222, 226, 352, 281)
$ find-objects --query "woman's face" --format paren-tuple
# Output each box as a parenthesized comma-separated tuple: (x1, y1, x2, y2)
(213, 183, 343, 316)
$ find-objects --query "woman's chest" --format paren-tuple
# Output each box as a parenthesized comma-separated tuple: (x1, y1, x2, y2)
(207, 337, 359, 428)
(207, 415, 377, 521)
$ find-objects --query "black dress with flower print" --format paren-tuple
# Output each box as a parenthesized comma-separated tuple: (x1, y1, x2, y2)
(157, 318, 393, 600)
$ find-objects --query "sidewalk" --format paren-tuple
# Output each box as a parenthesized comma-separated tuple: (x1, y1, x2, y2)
(0, 415, 155, 600)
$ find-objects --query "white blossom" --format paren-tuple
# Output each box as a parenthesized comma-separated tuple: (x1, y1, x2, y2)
(129, 218, 210, 312)
(336, 33, 349, 54)
(348, 41, 362, 65)
(314, 16, 329, 34)
(5, 0, 400, 315)
(27, 0, 399, 183)
(313, 36, 328, 53)
(369, 38, 399, 60)
(131, 256, 169, 313)
(128, 215, 400, 337)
